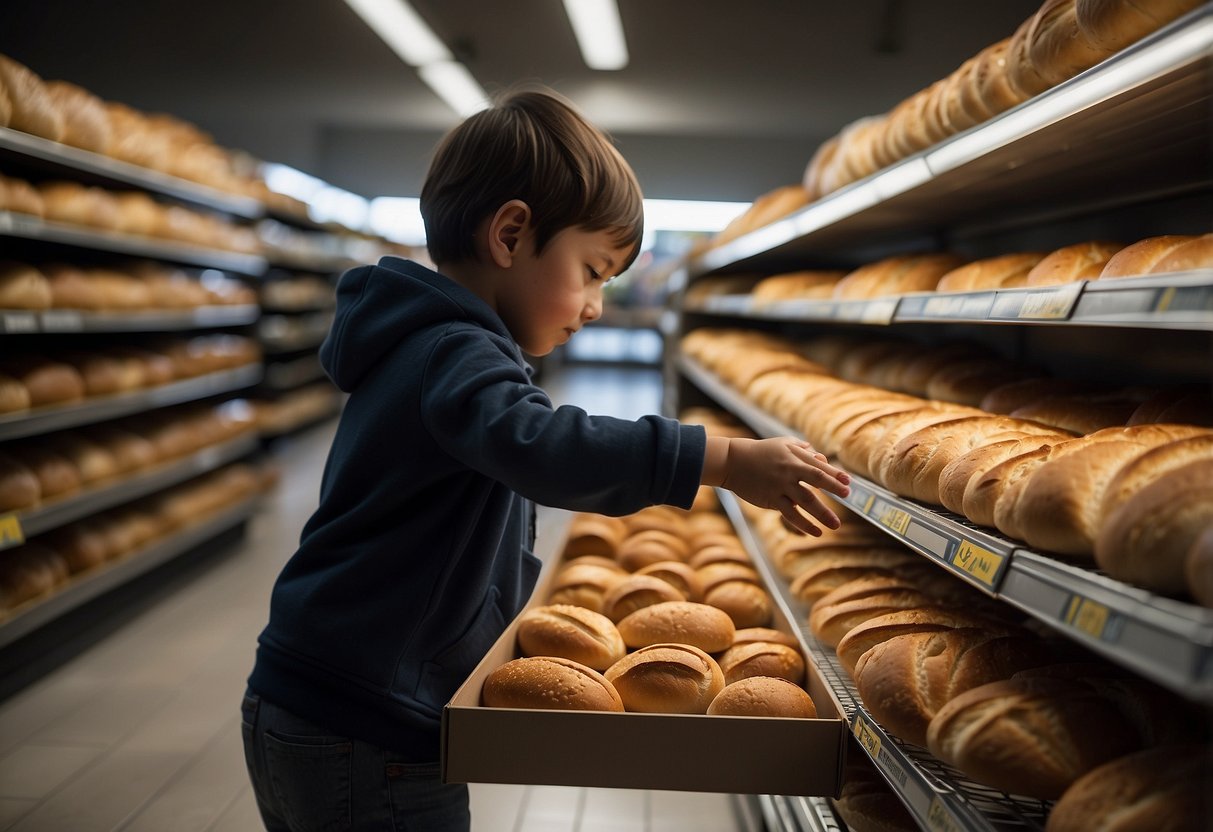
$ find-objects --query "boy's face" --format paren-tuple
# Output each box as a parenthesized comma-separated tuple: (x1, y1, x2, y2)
(497, 226, 631, 356)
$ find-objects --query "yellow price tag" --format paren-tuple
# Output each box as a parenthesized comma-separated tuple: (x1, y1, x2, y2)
(1065, 595, 1110, 639)
(0, 513, 25, 549)
(877, 504, 911, 535)
(852, 714, 881, 759)
(1155, 286, 1177, 312)
(953, 540, 1004, 588)
(927, 797, 962, 832)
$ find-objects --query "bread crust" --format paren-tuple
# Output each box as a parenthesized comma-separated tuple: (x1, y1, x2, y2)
(605, 643, 725, 714)
(482, 656, 624, 712)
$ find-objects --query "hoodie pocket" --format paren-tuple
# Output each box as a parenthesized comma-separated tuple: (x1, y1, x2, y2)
(414, 586, 505, 714)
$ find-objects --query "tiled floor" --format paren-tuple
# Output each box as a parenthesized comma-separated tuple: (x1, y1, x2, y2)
(0, 364, 753, 831)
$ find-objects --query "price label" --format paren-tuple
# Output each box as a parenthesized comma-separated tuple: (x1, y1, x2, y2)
(927, 797, 963, 832)
(875, 501, 911, 535)
(852, 713, 882, 758)
(1155, 286, 1178, 312)
(40, 310, 83, 331)
(1064, 595, 1111, 640)
(1017, 285, 1081, 319)
(860, 298, 899, 324)
(0, 514, 25, 550)
(952, 540, 1005, 589)
(1, 312, 37, 333)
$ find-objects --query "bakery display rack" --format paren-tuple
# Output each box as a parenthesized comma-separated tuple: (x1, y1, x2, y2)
(0, 304, 259, 335)
(0, 494, 260, 649)
(720, 489, 1052, 832)
(682, 354, 1213, 705)
(756, 795, 844, 832)
(0, 431, 258, 551)
(0, 125, 262, 220)
(0, 364, 263, 442)
(263, 353, 328, 392)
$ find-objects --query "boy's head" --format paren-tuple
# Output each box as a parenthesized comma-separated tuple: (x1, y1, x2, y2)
(420, 87, 644, 273)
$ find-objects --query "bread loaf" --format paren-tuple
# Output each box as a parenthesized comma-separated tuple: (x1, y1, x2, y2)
(1099, 234, 1200, 278)
(1076, 0, 1204, 53)
(926, 675, 1143, 799)
(482, 656, 623, 712)
(563, 514, 627, 559)
(964, 38, 1029, 120)
(45, 524, 110, 573)
(704, 580, 773, 629)
(752, 270, 847, 303)
(732, 627, 800, 649)
(0, 55, 63, 141)
(938, 435, 1064, 516)
(1185, 527, 1213, 607)
(1147, 232, 1213, 273)
(0, 262, 52, 310)
(833, 254, 966, 300)
(808, 578, 933, 648)
(936, 252, 1046, 292)
(43, 80, 112, 154)
(0, 357, 85, 406)
(1127, 385, 1213, 427)
(516, 604, 626, 671)
(0, 453, 41, 511)
(687, 543, 750, 570)
(6, 445, 81, 500)
(635, 560, 704, 601)
(1025, 241, 1124, 286)
(706, 676, 817, 718)
(0, 373, 30, 414)
(925, 360, 1035, 408)
(835, 607, 1014, 677)
(1099, 434, 1213, 523)
(605, 643, 724, 714)
(601, 574, 685, 623)
(696, 562, 760, 595)
(0, 544, 67, 609)
(717, 641, 805, 686)
(831, 759, 918, 832)
(979, 378, 1092, 414)
(789, 549, 920, 607)
(622, 505, 688, 538)
(1009, 395, 1139, 434)
(547, 562, 623, 613)
(1025, 0, 1117, 89)
(617, 529, 690, 571)
(1094, 459, 1213, 594)
(838, 408, 971, 480)
(615, 601, 733, 654)
(854, 628, 1052, 747)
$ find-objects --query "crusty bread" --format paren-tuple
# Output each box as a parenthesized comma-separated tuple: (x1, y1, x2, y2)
(835, 607, 1014, 677)
(936, 252, 1046, 292)
(0, 55, 63, 142)
(809, 581, 933, 648)
(43, 80, 112, 154)
(516, 604, 626, 671)
(856, 628, 1052, 747)
(939, 436, 1065, 516)
(605, 643, 725, 714)
(6, 445, 81, 500)
(615, 601, 736, 653)
(965, 38, 1028, 121)
(1008, 395, 1138, 434)
(1185, 527, 1213, 608)
(563, 514, 627, 559)
(0, 262, 52, 310)
(482, 656, 623, 712)
(979, 378, 1092, 414)
(704, 580, 773, 629)
(636, 560, 704, 601)
(1099, 434, 1213, 523)
(1095, 459, 1213, 594)
(837, 407, 970, 480)
(833, 254, 966, 300)
(0, 372, 30, 414)
(732, 627, 800, 649)
(1099, 235, 1200, 278)
(789, 549, 920, 608)
(547, 562, 624, 613)
(601, 574, 685, 623)
(717, 641, 805, 686)
(1076, 0, 1205, 52)
(1148, 232, 1213, 273)
(1045, 743, 1212, 832)
(1025, 0, 1117, 89)
(925, 675, 1142, 799)
(0, 453, 41, 512)
(752, 270, 847, 302)
(0, 356, 85, 407)
(616, 529, 690, 571)
(1025, 241, 1124, 286)
(707, 676, 817, 718)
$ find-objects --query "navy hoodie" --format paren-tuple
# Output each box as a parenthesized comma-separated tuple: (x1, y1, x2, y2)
(248, 257, 706, 759)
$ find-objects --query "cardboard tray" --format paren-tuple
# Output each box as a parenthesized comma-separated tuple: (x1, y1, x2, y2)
(442, 510, 848, 796)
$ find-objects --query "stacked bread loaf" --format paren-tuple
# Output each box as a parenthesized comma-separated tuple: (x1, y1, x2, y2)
(481, 492, 819, 719)
(0, 461, 262, 616)
(681, 327, 1213, 604)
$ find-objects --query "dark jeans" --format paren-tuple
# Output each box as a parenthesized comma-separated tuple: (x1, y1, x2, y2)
(241, 690, 470, 832)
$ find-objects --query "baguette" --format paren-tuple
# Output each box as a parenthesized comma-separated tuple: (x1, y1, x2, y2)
(936, 252, 1045, 292)
(1076, 0, 1205, 52)
(1099, 234, 1200, 278)
(808, 580, 932, 648)
(1025, 241, 1124, 286)
(835, 607, 1014, 677)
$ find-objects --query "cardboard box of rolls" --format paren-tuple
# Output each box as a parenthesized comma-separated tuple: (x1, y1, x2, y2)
(442, 488, 848, 795)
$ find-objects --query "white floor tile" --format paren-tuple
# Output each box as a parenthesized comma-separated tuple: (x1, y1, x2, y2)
(580, 787, 646, 831)
(0, 743, 103, 800)
(521, 785, 583, 821)
(469, 783, 526, 831)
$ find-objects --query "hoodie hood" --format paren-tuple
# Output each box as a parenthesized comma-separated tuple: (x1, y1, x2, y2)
(320, 257, 521, 391)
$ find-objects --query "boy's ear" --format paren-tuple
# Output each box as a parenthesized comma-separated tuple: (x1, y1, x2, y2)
(488, 199, 533, 268)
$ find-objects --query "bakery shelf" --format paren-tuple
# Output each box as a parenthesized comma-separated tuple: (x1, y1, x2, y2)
(0, 304, 259, 334)
(263, 250, 355, 275)
(0, 495, 259, 649)
(0, 211, 267, 276)
(719, 490, 1051, 832)
(690, 6, 1212, 276)
(258, 312, 333, 355)
(0, 432, 259, 552)
(263, 353, 328, 391)
(756, 795, 843, 832)
(683, 271, 1213, 332)
(0, 126, 263, 220)
(259, 396, 344, 440)
(0, 364, 263, 442)
(681, 354, 1213, 704)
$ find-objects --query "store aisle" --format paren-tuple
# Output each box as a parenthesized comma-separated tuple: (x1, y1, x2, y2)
(0, 364, 749, 832)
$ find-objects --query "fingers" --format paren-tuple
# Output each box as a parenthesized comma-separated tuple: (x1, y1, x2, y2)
(779, 497, 822, 536)
(793, 481, 842, 530)
(789, 442, 851, 498)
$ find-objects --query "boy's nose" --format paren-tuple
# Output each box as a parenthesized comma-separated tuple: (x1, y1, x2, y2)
(583, 295, 602, 321)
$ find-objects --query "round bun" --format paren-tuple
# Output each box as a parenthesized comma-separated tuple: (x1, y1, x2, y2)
(547, 562, 624, 613)
(616, 601, 736, 653)
(732, 627, 800, 649)
(636, 560, 704, 601)
(705, 580, 773, 629)
(604, 643, 725, 714)
(516, 604, 626, 671)
(481, 656, 623, 712)
(601, 574, 685, 623)
(707, 677, 817, 718)
(718, 641, 805, 686)
(563, 514, 627, 559)
(616, 529, 691, 571)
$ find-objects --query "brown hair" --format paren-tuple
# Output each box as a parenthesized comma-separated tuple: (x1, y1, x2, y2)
(420, 87, 643, 271)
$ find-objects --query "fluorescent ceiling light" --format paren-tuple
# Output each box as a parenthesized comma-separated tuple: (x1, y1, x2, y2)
(418, 61, 490, 117)
(342, 0, 451, 65)
(643, 199, 750, 232)
(369, 196, 427, 244)
(562, 0, 629, 70)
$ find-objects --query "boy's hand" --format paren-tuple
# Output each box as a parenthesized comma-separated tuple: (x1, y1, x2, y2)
(705, 436, 851, 536)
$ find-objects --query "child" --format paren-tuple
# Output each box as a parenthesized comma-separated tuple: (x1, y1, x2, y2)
(241, 87, 850, 831)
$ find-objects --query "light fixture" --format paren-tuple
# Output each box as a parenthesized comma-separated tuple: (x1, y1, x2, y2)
(562, 0, 629, 70)
(343, 0, 489, 116)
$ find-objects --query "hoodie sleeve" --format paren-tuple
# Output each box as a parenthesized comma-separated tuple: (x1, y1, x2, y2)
(420, 326, 706, 513)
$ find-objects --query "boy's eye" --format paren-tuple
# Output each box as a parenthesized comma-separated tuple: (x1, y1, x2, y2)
(588, 267, 602, 281)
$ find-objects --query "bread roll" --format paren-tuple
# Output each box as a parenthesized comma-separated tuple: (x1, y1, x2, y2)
(6, 445, 81, 500)
(838, 408, 973, 480)
(563, 514, 627, 559)
(45, 524, 110, 573)
(622, 505, 688, 538)
(704, 580, 773, 629)
(926, 675, 1143, 799)
(687, 544, 751, 570)
(0, 453, 41, 511)
(0, 357, 85, 406)
(604, 643, 724, 714)
(546, 562, 623, 613)
(732, 627, 800, 649)
(615, 601, 736, 653)
(0, 55, 64, 141)
(616, 529, 690, 571)
(516, 604, 626, 671)
(696, 561, 760, 595)
(600, 574, 685, 623)
(482, 656, 623, 712)
(707, 676, 817, 718)
(0, 373, 30, 414)
(43, 80, 112, 154)
(836, 607, 1015, 677)
(936, 252, 1046, 292)
(1185, 527, 1213, 607)
(809, 579, 933, 648)
(1076, 0, 1204, 53)
(1095, 459, 1213, 594)
(1025, 241, 1124, 286)
(636, 560, 704, 601)
(0, 262, 52, 310)
(0, 544, 67, 609)
(855, 629, 1052, 747)
(717, 641, 805, 686)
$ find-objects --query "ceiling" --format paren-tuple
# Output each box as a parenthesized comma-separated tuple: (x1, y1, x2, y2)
(0, 1, 1043, 203)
